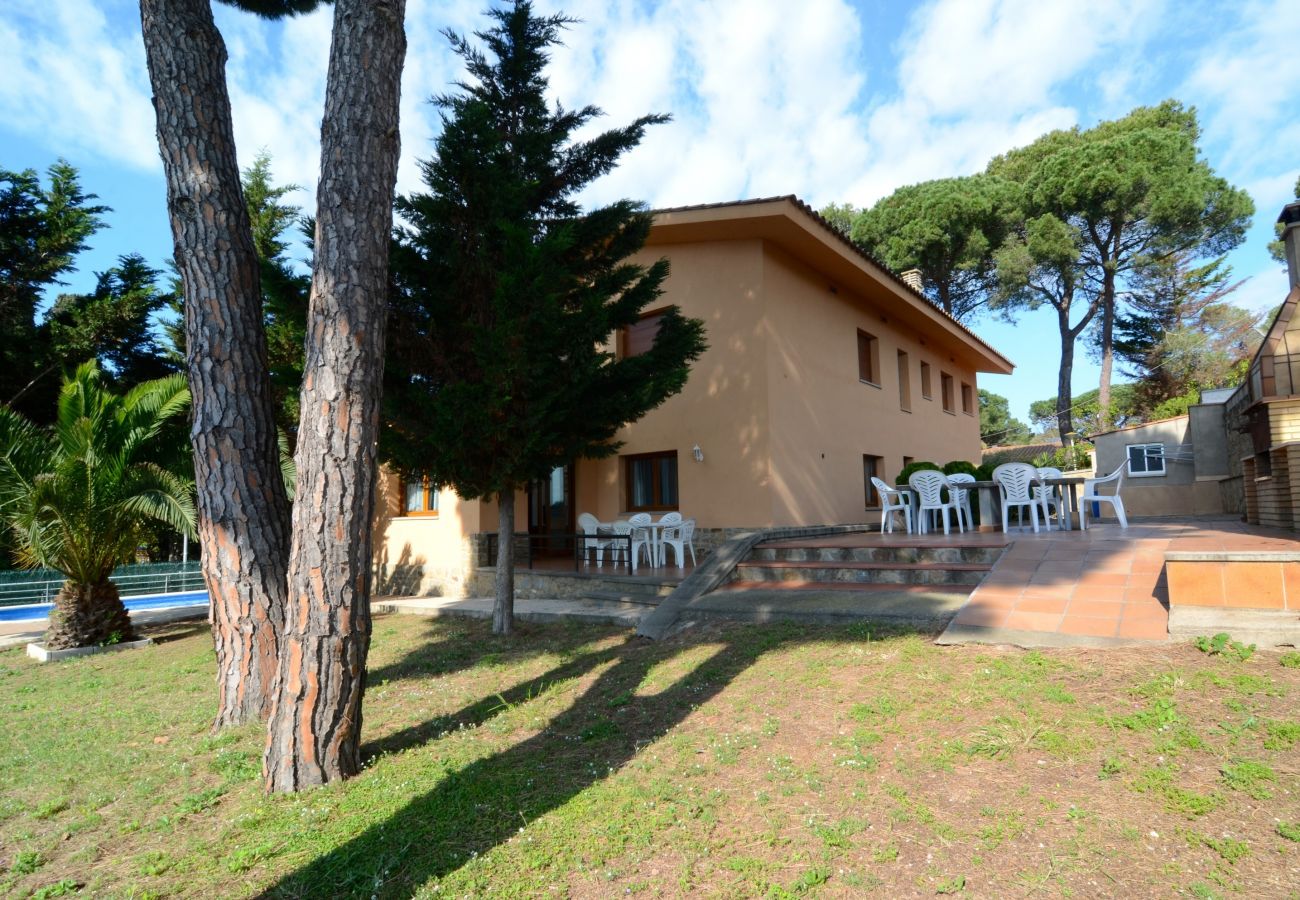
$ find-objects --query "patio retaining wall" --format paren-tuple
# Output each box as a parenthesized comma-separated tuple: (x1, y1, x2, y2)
(1166, 551, 1300, 647)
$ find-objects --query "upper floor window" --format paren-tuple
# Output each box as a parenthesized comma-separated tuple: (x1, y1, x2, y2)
(940, 372, 955, 413)
(1126, 443, 1166, 477)
(620, 307, 669, 358)
(857, 329, 880, 385)
(402, 477, 439, 517)
(897, 351, 911, 411)
(961, 382, 974, 415)
(920, 362, 933, 399)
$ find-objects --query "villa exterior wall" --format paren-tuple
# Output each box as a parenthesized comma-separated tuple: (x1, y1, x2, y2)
(760, 241, 981, 526)
(369, 198, 1009, 597)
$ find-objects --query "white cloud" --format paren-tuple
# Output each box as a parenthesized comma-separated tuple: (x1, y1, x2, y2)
(841, 0, 1167, 205)
(1183, 0, 1300, 216)
(0, 0, 158, 170)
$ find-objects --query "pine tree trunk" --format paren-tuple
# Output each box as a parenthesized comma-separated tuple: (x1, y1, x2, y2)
(44, 580, 134, 650)
(264, 0, 406, 792)
(140, 0, 292, 728)
(1056, 307, 1076, 441)
(1097, 272, 1117, 430)
(494, 490, 515, 636)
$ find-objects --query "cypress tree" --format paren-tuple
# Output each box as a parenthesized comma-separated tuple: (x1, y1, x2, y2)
(385, 0, 706, 635)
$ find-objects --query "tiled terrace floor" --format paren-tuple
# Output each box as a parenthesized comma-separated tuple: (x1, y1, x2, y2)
(944, 517, 1300, 645)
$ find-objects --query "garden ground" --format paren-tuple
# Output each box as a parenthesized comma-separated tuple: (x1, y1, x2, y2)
(1, 614, 1298, 898)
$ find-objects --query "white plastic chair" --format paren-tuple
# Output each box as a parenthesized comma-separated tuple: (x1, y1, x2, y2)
(653, 512, 683, 565)
(1034, 467, 1063, 530)
(607, 521, 632, 568)
(909, 470, 962, 535)
(1080, 467, 1128, 528)
(945, 473, 976, 532)
(577, 512, 613, 567)
(993, 462, 1041, 533)
(871, 476, 913, 533)
(626, 512, 654, 572)
(660, 518, 697, 567)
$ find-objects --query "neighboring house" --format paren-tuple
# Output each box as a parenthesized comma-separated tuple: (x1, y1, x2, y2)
(372, 196, 1014, 596)
(1093, 200, 1300, 526)
(1090, 410, 1232, 517)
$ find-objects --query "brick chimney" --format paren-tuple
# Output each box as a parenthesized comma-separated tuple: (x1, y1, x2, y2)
(1280, 201, 1300, 289)
(900, 268, 924, 292)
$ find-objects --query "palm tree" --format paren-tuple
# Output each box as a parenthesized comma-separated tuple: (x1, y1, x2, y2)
(0, 362, 195, 649)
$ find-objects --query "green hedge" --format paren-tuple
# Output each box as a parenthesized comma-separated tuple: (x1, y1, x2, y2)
(895, 460, 941, 486)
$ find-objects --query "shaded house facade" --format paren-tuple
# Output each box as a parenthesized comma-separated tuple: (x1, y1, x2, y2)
(372, 196, 1014, 596)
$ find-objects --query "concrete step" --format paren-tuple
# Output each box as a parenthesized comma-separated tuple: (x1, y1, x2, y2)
(580, 590, 665, 607)
(733, 560, 991, 586)
(748, 544, 1003, 565)
(682, 584, 968, 627)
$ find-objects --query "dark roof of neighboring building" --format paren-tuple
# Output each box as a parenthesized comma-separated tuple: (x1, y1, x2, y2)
(651, 195, 1012, 372)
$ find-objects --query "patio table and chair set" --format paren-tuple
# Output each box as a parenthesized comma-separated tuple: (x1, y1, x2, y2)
(871, 462, 1129, 536)
(577, 512, 697, 573)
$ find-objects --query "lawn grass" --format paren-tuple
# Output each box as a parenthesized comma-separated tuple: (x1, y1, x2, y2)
(1, 614, 1299, 897)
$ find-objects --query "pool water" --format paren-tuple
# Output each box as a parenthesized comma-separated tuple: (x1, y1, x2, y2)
(0, 590, 208, 623)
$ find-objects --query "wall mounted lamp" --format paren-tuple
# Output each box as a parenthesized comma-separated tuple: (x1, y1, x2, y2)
(692, 444, 704, 463)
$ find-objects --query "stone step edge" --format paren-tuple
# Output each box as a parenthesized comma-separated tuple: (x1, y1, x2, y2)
(717, 580, 974, 594)
(737, 560, 993, 571)
(757, 539, 1010, 550)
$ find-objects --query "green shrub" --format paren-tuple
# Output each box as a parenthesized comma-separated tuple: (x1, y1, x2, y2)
(974, 462, 995, 482)
(896, 461, 941, 486)
(942, 460, 980, 477)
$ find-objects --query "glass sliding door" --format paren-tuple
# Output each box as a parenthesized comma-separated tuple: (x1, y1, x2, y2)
(527, 463, 574, 556)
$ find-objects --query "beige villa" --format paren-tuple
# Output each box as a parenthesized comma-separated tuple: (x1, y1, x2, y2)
(372, 196, 1014, 596)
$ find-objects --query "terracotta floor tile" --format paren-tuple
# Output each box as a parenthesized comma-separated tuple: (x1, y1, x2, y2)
(993, 559, 1040, 573)
(1122, 601, 1169, 622)
(1028, 571, 1078, 586)
(1016, 596, 1069, 614)
(981, 572, 1033, 587)
(1037, 564, 1086, 578)
(1073, 585, 1126, 603)
(954, 606, 1009, 627)
(1003, 610, 1065, 632)
(1059, 615, 1120, 638)
(1118, 618, 1169, 640)
(1067, 597, 1125, 617)
(1131, 554, 1166, 573)
(969, 592, 1019, 608)
(1021, 585, 1074, 600)
(1124, 586, 1160, 603)
(1078, 572, 1129, 587)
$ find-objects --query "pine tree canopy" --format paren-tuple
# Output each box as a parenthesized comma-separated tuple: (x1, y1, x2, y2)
(382, 0, 706, 499)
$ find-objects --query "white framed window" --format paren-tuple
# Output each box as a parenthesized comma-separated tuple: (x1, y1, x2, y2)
(1126, 443, 1166, 477)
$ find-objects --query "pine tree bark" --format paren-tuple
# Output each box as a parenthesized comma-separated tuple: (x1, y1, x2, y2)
(1056, 308, 1076, 440)
(264, 0, 406, 792)
(494, 490, 515, 635)
(1097, 271, 1117, 430)
(140, 0, 292, 728)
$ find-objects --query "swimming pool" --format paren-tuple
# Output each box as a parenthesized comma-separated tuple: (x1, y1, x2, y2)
(0, 590, 209, 623)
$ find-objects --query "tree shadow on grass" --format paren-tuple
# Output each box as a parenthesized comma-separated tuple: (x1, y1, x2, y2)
(366, 616, 624, 686)
(263, 619, 923, 898)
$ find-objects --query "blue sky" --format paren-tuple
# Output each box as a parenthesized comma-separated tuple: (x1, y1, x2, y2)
(2, 0, 1297, 425)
